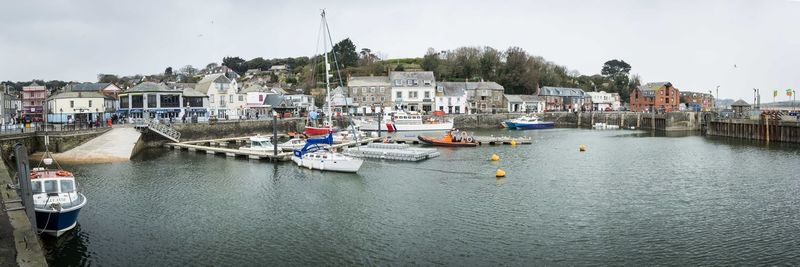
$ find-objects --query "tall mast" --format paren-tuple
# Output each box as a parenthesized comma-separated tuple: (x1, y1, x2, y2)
(322, 10, 332, 125)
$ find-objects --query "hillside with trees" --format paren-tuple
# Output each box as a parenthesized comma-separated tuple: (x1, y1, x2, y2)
(3, 38, 640, 102)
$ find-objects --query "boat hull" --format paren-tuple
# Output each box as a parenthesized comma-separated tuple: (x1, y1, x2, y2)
(417, 136, 478, 147)
(513, 122, 555, 130)
(304, 126, 334, 136)
(34, 195, 86, 237)
(291, 156, 363, 172)
(501, 120, 517, 129)
(354, 119, 453, 132)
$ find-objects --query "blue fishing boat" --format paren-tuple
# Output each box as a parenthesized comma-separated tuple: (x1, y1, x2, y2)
(511, 116, 555, 130)
(29, 164, 87, 237)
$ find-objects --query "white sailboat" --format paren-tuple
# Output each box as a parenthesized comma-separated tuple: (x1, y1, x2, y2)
(292, 10, 363, 173)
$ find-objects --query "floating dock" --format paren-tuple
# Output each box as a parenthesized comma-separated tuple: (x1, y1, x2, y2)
(389, 135, 532, 145)
(343, 143, 440, 161)
(165, 136, 381, 161)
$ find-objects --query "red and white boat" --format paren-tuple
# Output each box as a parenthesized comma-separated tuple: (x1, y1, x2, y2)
(353, 111, 453, 132)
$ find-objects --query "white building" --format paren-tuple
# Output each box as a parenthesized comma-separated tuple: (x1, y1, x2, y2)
(435, 83, 467, 114)
(586, 91, 621, 111)
(195, 73, 245, 119)
(389, 71, 436, 113)
(504, 95, 545, 113)
(46, 92, 106, 123)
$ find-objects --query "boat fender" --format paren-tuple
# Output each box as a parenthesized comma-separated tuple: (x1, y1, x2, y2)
(495, 169, 506, 178)
(29, 171, 38, 179)
(490, 154, 499, 161)
(55, 170, 72, 177)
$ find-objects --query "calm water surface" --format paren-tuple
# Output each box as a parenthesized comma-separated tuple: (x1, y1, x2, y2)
(41, 129, 800, 266)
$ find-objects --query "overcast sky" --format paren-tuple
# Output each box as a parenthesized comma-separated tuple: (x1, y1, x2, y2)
(2, 0, 798, 101)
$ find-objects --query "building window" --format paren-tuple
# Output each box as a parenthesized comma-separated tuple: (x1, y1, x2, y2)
(396, 92, 402, 98)
(380, 87, 385, 92)
(70, 101, 74, 108)
(424, 80, 432, 86)
(219, 95, 226, 107)
(436, 85, 443, 92)
(88, 100, 92, 107)
(371, 96, 375, 102)
(229, 95, 234, 103)
(362, 87, 367, 93)
(406, 79, 413, 86)
(381, 96, 385, 101)
(209, 94, 214, 103)
(394, 80, 402, 86)
(239, 95, 244, 101)
(370, 87, 376, 93)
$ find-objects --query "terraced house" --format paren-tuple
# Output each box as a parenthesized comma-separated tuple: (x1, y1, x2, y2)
(389, 71, 435, 113)
(195, 72, 244, 119)
(347, 75, 392, 114)
(538, 86, 588, 112)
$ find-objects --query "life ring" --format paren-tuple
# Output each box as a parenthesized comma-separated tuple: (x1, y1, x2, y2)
(55, 170, 72, 177)
(466, 137, 475, 143)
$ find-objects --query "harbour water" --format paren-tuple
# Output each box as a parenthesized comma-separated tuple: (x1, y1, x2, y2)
(41, 128, 800, 266)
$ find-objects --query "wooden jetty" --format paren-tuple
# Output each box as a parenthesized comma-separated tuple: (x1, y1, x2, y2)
(164, 136, 381, 161)
(389, 135, 532, 145)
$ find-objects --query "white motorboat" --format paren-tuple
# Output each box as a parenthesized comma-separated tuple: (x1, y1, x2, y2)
(354, 111, 453, 132)
(593, 123, 620, 130)
(239, 136, 276, 152)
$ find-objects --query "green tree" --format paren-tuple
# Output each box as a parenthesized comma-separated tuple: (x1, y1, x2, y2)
(331, 38, 358, 68)
(205, 62, 219, 72)
(601, 59, 631, 77)
(222, 57, 246, 74)
(97, 74, 120, 84)
(499, 46, 538, 95)
(164, 67, 173, 76)
(421, 48, 440, 74)
(394, 64, 405, 71)
(180, 65, 198, 76)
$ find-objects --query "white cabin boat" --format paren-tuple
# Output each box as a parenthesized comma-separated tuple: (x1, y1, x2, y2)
(353, 111, 453, 132)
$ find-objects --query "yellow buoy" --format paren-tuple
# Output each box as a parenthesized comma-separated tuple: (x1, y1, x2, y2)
(579, 144, 586, 152)
(495, 169, 506, 177)
(510, 139, 517, 146)
(490, 154, 500, 161)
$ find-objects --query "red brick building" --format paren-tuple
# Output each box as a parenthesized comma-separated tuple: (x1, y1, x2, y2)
(630, 82, 680, 112)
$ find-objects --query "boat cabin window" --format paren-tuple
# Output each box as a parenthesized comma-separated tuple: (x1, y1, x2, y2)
(323, 155, 328, 159)
(30, 181, 43, 194)
(44, 180, 59, 193)
(60, 180, 75, 193)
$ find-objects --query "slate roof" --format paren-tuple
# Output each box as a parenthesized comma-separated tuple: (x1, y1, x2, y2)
(47, 91, 105, 100)
(126, 82, 178, 93)
(539, 86, 585, 97)
(195, 73, 229, 94)
(439, 82, 504, 93)
(504, 94, 543, 102)
(731, 99, 751, 106)
(68, 82, 110, 92)
(263, 94, 287, 107)
(389, 71, 435, 82)
(182, 87, 208, 97)
(348, 76, 390, 87)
